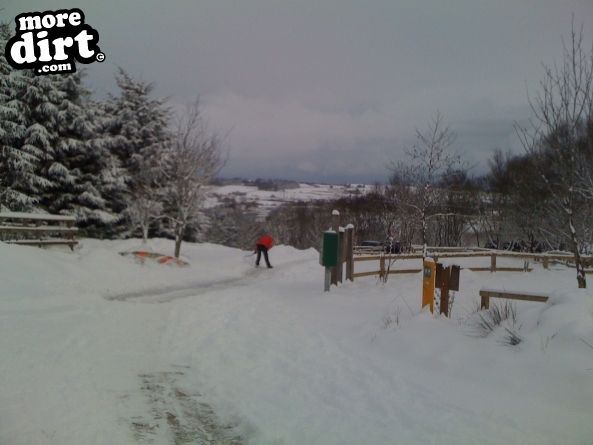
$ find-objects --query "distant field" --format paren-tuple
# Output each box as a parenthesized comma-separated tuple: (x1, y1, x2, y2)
(203, 183, 372, 219)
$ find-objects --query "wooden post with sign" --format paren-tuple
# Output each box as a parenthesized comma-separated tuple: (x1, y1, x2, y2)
(435, 263, 460, 317)
(422, 258, 436, 312)
(345, 225, 354, 281)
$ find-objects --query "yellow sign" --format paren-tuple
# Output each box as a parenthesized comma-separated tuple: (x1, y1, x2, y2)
(422, 259, 436, 312)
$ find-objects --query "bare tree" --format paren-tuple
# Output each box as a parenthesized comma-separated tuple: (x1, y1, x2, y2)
(389, 111, 461, 257)
(163, 99, 226, 258)
(127, 196, 164, 244)
(515, 21, 593, 288)
(126, 152, 169, 244)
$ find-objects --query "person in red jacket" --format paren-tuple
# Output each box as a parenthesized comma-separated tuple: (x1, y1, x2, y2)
(255, 234, 274, 268)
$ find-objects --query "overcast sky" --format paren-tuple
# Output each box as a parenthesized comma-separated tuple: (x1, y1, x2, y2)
(3, 0, 593, 183)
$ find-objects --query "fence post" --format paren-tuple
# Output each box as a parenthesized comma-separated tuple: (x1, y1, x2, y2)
(543, 256, 549, 270)
(440, 266, 450, 317)
(345, 224, 354, 281)
(379, 254, 386, 281)
(490, 253, 497, 272)
(331, 210, 340, 285)
(337, 227, 344, 283)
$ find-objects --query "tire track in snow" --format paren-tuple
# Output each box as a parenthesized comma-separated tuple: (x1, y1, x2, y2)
(105, 258, 311, 303)
(124, 370, 245, 444)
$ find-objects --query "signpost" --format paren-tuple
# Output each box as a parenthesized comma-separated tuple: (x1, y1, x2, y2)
(423, 259, 460, 316)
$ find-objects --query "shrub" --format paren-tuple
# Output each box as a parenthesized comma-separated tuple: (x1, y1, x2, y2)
(472, 301, 522, 346)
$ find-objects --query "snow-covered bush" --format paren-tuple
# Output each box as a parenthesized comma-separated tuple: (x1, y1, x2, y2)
(471, 301, 522, 346)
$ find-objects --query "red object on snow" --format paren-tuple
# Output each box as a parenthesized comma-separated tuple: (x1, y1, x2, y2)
(256, 234, 274, 250)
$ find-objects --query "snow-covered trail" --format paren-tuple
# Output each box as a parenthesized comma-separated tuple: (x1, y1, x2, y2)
(1, 240, 592, 445)
(107, 256, 312, 304)
(0, 294, 170, 444)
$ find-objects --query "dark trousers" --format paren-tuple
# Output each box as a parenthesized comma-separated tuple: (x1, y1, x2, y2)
(255, 244, 272, 267)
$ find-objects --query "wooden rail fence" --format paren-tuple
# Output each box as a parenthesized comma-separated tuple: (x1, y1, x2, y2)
(0, 212, 78, 249)
(322, 212, 592, 287)
(349, 249, 593, 280)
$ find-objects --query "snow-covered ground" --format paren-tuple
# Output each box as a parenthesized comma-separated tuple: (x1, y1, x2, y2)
(1, 239, 592, 445)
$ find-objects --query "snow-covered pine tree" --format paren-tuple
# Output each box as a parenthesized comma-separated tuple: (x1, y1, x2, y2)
(40, 71, 122, 235)
(103, 68, 171, 236)
(0, 22, 47, 211)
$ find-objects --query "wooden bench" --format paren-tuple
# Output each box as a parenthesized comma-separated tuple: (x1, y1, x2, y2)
(479, 288, 549, 309)
(0, 212, 78, 249)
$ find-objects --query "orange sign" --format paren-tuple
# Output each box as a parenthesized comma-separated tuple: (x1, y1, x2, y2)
(422, 259, 436, 312)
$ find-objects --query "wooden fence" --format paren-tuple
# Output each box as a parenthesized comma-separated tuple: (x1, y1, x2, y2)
(0, 212, 78, 249)
(348, 248, 593, 280)
(323, 212, 593, 285)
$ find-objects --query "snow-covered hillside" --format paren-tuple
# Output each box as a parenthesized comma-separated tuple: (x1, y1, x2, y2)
(203, 183, 371, 220)
(1, 240, 592, 445)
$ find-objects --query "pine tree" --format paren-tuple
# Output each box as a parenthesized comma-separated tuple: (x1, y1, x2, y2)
(0, 22, 47, 211)
(104, 68, 171, 235)
(42, 72, 121, 233)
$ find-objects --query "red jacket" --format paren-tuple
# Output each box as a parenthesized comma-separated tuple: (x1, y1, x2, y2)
(256, 234, 274, 250)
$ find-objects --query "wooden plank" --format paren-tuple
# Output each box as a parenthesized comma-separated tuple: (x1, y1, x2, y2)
(6, 239, 78, 246)
(0, 225, 78, 233)
(354, 249, 593, 263)
(479, 290, 548, 303)
(354, 254, 424, 261)
(353, 269, 423, 278)
(0, 212, 75, 223)
(388, 269, 422, 274)
(354, 255, 386, 262)
(352, 271, 381, 278)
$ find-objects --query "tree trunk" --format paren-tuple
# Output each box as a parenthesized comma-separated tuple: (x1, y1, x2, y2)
(568, 213, 586, 288)
(421, 211, 427, 258)
(174, 223, 184, 258)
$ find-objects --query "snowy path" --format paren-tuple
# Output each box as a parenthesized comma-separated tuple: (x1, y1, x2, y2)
(106, 257, 311, 304)
(1, 240, 593, 444)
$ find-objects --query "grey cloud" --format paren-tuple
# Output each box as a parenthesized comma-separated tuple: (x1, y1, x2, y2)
(3, 0, 593, 182)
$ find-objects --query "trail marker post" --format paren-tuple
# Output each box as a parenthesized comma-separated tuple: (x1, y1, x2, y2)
(422, 258, 436, 312)
(434, 263, 460, 317)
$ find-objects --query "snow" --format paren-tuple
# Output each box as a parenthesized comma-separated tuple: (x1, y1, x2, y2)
(1, 239, 593, 444)
(202, 183, 372, 220)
